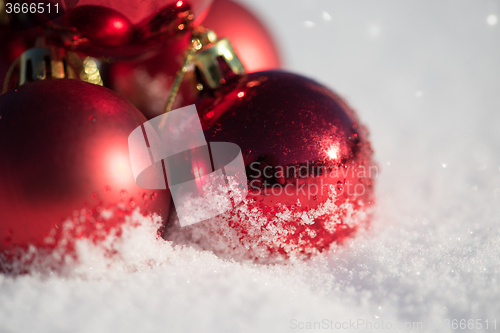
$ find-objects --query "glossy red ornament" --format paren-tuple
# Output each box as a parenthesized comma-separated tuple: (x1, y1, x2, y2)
(166, 71, 376, 261)
(0, 79, 170, 256)
(62, 0, 213, 58)
(65, 6, 134, 48)
(201, 0, 281, 72)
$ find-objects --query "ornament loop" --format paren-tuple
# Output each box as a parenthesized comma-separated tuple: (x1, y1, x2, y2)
(164, 37, 200, 113)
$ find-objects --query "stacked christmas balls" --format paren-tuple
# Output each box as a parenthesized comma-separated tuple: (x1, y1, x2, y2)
(0, 0, 376, 265)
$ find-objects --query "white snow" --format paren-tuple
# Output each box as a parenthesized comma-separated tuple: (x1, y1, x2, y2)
(1, 0, 500, 332)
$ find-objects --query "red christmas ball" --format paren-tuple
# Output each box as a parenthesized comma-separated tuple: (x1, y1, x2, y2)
(201, 0, 281, 72)
(0, 79, 171, 256)
(62, 0, 213, 58)
(166, 71, 376, 261)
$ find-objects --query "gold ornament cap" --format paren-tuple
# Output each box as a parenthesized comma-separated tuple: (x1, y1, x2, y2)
(193, 38, 246, 89)
(17, 47, 78, 85)
(164, 29, 247, 113)
(2, 44, 103, 94)
(2, 46, 78, 94)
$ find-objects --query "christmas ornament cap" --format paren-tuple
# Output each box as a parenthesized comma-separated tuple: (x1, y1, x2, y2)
(2, 45, 82, 94)
(17, 47, 77, 85)
(193, 37, 245, 89)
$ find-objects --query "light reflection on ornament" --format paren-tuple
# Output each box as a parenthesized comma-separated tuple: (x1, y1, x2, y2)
(326, 144, 340, 160)
(112, 19, 125, 30)
(107, 149, 133, 187)
(222, 48, 234, 61)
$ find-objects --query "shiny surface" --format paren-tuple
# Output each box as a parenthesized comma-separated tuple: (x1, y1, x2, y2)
(0, 79, 170, 254)
(65, 6, 133, 48)
(62, 0, 212, 58)
(201, 0, 281, 72)
(180, 71, 376, 258)
(198, 71, 368, 170)
(193, 37, 246, 89)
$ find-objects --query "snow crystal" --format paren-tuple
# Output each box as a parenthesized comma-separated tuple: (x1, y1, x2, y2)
(166, 182, 372, 263)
